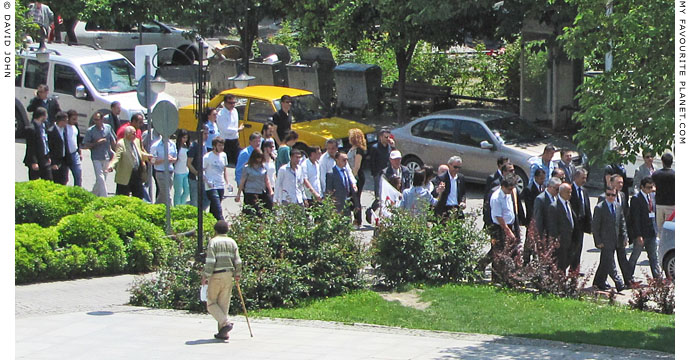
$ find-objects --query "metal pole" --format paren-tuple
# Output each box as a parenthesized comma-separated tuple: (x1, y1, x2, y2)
(145, 55, 154, 201)
(196, 36, 206, 261)
(163, 136, 172, 234)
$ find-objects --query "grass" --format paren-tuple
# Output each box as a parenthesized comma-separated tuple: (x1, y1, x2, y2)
(252, 284, 675, 353)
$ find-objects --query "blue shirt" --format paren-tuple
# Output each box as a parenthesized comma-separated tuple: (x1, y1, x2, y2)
(235, 146, 254, 186)
(151, 139, 178, 172)
(529, 158, 556, 186)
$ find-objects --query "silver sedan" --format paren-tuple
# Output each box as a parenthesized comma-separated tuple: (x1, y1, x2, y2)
(391, 108, 586, 192)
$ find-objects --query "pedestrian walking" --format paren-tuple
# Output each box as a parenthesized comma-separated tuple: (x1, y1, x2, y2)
(27, 84, 61, 126)
(235, 148, 273, 215)
(261, 140, 277, 190)
(204, 107, 220, 152)
(347, 128, 367, 226)
(173, 129, 190, 206)
(46, 111, 71, 185)
(65, 110, 83, 187)
(23, 107, 52, 181)
(201, 220, 242, 341)
(82, 112, 115, 196)
(151, 135, 178, 205)
(187, 126, 209, 209)
(216, 94, 243, 166)
(203, 138, 230, 220)
(272, 95, 293, 146)
(107, 126, 151, 199)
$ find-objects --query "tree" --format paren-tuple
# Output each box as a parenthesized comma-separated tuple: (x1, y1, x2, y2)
(559, 0, 674, 164)
(15, 0, 39, 75)
(320, 0, 498, 121)
(48, 0, 87, 43)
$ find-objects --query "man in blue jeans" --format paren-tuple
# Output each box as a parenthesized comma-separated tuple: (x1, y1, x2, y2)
(204, 138, 230, 220)
(188, 126, 210, 209)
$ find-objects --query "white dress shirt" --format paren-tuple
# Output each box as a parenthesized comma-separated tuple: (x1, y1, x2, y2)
(217, 106, 240, 140)
(446, 173, 459, 206)
(274, 163, 306, 204)
(490, 188, 515, 225)
(301, 157, 321, 199)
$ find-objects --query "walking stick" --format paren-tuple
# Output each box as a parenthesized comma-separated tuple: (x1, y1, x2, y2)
(235, 281, 253, 337)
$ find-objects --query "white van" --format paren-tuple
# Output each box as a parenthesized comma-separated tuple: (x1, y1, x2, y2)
(15, 42, 177, 136)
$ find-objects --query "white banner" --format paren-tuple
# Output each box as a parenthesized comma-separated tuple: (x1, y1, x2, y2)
(378, 177, 402, 219)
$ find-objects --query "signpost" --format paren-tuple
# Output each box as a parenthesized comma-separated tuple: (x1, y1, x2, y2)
(151, 100, 179, 234)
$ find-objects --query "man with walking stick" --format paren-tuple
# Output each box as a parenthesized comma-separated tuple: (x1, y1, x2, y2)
(201, 220, 242, 340)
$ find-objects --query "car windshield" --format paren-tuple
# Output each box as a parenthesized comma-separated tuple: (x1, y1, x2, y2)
(273, 94, 330, 123)
(81, 59, 137, 93)
(485, 116, 548, 144)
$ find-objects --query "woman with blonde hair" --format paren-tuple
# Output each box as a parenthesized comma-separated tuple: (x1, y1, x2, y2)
(347, 128, 368, 227)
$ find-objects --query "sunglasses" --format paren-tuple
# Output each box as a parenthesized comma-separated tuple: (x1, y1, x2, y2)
(605, 193, 617, 197)
(453, 165, 462, 169)
(226, 101, 236, 104)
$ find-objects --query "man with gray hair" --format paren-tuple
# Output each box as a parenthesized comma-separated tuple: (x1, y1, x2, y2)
(547, 182, 576, 271)
(532, 176, 562, 237)
(433, 156, 467, 218)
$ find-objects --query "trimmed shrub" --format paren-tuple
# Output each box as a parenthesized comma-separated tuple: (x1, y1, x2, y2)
(15, 180, 96, 227)
(372, 208, 488, 287)
(56, 212, 120, 247)
(15, 224, 59, 283)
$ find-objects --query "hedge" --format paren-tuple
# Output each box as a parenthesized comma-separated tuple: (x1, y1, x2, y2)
(14, 180, 209, 284)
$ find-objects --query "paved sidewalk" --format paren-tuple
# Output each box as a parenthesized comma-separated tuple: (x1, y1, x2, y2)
(16, 275, 673, 359)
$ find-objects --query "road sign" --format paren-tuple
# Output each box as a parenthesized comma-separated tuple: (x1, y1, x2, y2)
(136, 76, 158, 109)
(151, 100, 179, 137)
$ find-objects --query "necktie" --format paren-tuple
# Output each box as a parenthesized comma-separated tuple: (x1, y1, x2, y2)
(610, 203, 615, 217)
(565, 201, 573, 226)
(647, 194, 653, 212)
(62, 128, 69, 157)
(341, 169, 350, 195)
(131, 142, 140, 169)
(578, 187, 585, 209)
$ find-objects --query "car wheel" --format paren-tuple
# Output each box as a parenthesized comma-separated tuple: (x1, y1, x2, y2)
(402, 155, 423, 172)
(173, 46, 196, 65)
(663, 250, 675, 281)
(514, 167, 528, 195)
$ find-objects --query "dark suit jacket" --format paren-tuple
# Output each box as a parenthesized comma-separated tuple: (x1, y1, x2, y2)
(532, 191, 554, 236)
(547, 199, 575, 247)
(434, 171, 467, 216)
(368, 142, 391, 177)
(23, 120, 50, 168)
(382, 166, 411, 190)
(27, 97, 61, 124)
(325, 166, 355, 213)
(570, 184, 592, 234)
(484, 170, 501, 194)
(598, 191, 629, 220)
(558, 160, 576, 184)
(47, 125, 71, 167)
(629, 192, 657, 239)
(523, 181, 541, 225)
(592, 201, 629, 250)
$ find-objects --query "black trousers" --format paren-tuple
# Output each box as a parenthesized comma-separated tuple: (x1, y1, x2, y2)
(353, 175, 365, 224)
(242, 192, 273, 215)
(116, 170, 145, 199)
(28, 165, 53, 181)
(616, 244, 632, 284)
(224, 138, 240, 165)
(51, 161, 70, 185)
(568, 228, 585, 272)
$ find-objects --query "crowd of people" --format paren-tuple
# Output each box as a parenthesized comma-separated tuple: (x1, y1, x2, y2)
(22, 87, 676, 288)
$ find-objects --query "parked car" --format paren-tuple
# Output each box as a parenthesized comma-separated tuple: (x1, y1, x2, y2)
(69, 20, 206, 65)
(659, 211, 675, 281)
(390, 108, 587, 193)
(16, 42, 176, 136)
(178, 85, 377, 150)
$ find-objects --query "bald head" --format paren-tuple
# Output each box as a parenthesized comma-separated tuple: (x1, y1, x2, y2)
(559, 183, 572, 201)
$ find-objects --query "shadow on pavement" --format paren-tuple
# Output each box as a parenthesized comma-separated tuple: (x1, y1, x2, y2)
(185, 339, 226, 345)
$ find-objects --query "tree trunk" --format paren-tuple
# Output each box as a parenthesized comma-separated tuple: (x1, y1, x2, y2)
(63, 18, 78, 44)
(394, 41, 418, 122)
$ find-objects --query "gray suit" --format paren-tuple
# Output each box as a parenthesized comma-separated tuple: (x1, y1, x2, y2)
(325, 166, 355, 216)
(547, 199, 575, 271)
(532, 191, 555, 237)
(633, 164, 654, 195)
(592, 201, 628, 290)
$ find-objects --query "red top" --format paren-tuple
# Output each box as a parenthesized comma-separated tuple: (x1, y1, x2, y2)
(116, 122, 142, 140)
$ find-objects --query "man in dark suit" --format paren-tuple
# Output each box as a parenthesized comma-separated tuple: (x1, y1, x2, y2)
(569, 168, 592, 272)
(23, 107, 52, 181)
(547, 183, 576, 271)
(382, 150, 411, 190)
(433, 155, 467, 218)
(526, 177, 561, 263)
(523, 168, 546, 226)
(557, 149, 576, 184)
(652, 153, 674, 232)
(27, 84, 61, 126)
(484, 156, 510, 194)
(326, 151, 357, 216)
(47, 111, 72, 185)
(592, 186, 629, 292)
(597, 174, 633, 285)
(628, 177, 662, 279)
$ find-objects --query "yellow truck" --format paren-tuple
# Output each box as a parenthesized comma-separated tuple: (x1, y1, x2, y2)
(178, 85, 377, 149)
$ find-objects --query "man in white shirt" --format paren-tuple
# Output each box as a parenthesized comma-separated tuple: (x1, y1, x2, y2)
(65, 110, 82, 186)
(216, 94, 244, 166)
(319, 139, 355, 193)
(151, 136, 178, 205)
(302, 146, 322, 207)
(275, 148, 307, 205)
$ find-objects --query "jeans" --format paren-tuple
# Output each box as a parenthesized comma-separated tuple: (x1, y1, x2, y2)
(189, 177, 210, 210)
(207, 188, 225, 220)
(155, 170, 174, 205)
(629, 236, 662, 279)
(173, 173, 190, 206)
(92, 159, 109, 197)
(69, 152, 82, 186)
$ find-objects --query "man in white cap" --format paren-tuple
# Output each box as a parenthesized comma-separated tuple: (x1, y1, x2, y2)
(382, 150, 412, 190)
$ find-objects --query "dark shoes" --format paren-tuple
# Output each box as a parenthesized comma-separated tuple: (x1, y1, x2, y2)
(214, 322, 234, 340)
(365, 209, 373, 224)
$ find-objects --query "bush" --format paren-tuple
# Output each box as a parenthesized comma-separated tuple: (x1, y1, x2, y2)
(129, 198, 365, 312)
(15, 180, 96, 227)
(629, 276, 675, 314)
(372, 208, 488, 287)
(15, 224, 59, 283)
(56, 212, 120, 247)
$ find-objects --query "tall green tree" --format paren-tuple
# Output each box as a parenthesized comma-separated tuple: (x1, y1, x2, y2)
(48, 0, 87, 43)
(560, 0, 674, 164)
(15, 0, 39, 75)
(320, 0, 498, 121)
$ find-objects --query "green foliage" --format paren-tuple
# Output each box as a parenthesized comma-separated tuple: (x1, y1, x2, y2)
(560, 0, 674, 164)
(15, 0, 39, 76)
(129, 199, 365, 312)
(15, 180, 97, 227)
(372, 208, 488, 286)
(56, 212, 119, 247)
(15, 224, 59, 283)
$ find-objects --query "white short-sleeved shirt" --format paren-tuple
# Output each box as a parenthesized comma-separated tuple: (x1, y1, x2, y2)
(490, 187, 515, 225)
(203, 151, 228, 190)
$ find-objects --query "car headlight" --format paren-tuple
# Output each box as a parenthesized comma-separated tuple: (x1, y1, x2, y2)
(366, 132, 377, 143)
